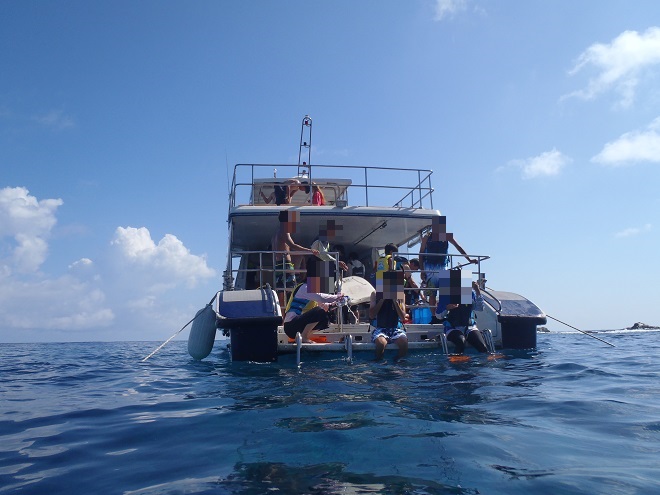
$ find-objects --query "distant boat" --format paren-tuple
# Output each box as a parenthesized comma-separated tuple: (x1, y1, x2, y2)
(188, 116, 546, 362)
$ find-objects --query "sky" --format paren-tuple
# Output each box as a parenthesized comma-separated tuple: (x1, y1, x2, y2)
(2, 0, 660, 343)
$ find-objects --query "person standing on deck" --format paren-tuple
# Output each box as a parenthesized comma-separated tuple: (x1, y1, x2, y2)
(419, 216, 476, 312)
(260, 179, 302, 205)
(271, 210, 318, 297)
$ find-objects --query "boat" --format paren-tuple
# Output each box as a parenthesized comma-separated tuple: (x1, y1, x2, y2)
(188, 116, 546, 362)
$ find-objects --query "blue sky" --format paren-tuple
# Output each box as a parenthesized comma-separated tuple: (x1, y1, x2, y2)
(2, 0, 660, 342)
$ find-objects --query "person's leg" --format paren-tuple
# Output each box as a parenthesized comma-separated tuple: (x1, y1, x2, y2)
(429, 291, 437, 309)
(301, 322, 321, 343)
(394, 335, 408, 361)
(466, 329, 488, 353)
(446, 329, 466, 353)
(289, 307, 329, 342)
(374, 335, 388, 360)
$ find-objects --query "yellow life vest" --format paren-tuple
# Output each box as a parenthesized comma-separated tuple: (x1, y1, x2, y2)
(285, 283, 318, 315)
(375, 255, 393, 274)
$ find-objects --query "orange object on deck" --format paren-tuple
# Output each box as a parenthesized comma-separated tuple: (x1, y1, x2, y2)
(288, 335, 329, 343)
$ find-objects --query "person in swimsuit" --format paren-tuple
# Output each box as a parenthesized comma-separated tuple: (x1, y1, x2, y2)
(436, 281, 488, 354)
(419, 216, 476, 311)
(271, 211, 318, 304)
(369, 265, 408, 362)
(260, 179, 301, 205)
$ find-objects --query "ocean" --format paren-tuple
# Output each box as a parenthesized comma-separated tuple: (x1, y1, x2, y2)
(1, 331, 659, 495)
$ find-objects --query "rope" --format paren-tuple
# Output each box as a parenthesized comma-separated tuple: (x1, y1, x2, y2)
(547, 314, 615, 348)
(141, 293, 219, 362)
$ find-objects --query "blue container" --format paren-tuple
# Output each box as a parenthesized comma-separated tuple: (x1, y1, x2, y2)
(412, 306, 432, 324)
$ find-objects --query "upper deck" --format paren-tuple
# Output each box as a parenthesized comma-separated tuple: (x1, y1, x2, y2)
(226, 164, 442, 252)
(229, 163, 436, 210)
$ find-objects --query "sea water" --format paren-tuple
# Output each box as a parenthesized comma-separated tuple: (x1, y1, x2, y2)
(1, 331, 659, 494)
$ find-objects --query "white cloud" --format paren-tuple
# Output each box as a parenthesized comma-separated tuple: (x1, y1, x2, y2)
(0, 188, 113, 333)
(615, 223, 652, 238)
(0, 187, 62, 272)
(69, 258, 94, 270)
(33, 109, 75, 130)
(504, 149, 572, 179)
(0, 274, 114, 331)
(111, 226, 216, 289)
(592, 117, 660, 165)
(564, 27, 660, 108)
(0, 189, 217, 340)
(433, 0, 468, 21)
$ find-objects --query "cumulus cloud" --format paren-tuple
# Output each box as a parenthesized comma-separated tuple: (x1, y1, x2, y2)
(0, 275, 114, 330)
(615, 223, 652, 238)
(0, 187, 218, 340)
(111, 226, 216, 289)
(0, 187, 62, 272)
(503, 149, 572, 179)
(563, 27, 660, 108)
(592, 117, 660, 166)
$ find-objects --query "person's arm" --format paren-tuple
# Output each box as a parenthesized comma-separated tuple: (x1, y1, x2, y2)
(393, 299, 407, 321)
(437, 302, 457, 319)
(298, 283, 342, 305)
(472, 282, 484, 311)
(260, 190, 273, 204)
(285, 234, 318, 256)
(419, 234, 428, 269)
(368, 292, 384, 319)
(450, 237, 477, 264)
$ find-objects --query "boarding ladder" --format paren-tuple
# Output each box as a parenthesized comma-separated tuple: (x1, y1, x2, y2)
(298, 115, 312, 178)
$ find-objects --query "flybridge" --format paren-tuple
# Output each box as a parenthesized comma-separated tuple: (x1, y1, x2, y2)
(229, 162, 436, 210)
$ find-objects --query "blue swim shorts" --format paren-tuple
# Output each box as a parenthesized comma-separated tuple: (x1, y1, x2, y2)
(372, 327, 407, 343)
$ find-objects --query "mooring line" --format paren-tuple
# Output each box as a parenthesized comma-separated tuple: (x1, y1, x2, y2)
(547, 314, 615, 347)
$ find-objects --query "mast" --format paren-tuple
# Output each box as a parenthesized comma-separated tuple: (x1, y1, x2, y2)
(297, 115, 312, 178)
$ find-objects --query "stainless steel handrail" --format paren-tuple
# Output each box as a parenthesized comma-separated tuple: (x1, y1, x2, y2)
(230, 163, 435, 210)
(480, 287, 502, 314)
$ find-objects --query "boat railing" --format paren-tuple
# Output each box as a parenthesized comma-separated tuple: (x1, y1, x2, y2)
(480, 287, 502, 314)
(392, 250, 490, 310)
(230, 163, 435, 210)
(228, 247, 489, 315)
(230, 249, 343, 292)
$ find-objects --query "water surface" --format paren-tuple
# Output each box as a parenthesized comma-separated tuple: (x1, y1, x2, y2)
(1, 331, 659, 494)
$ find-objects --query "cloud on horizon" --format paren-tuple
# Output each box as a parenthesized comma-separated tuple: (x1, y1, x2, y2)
(0, 188, 217, 339)
(563, 27, 660, 108)
(592, 117, 660, 166)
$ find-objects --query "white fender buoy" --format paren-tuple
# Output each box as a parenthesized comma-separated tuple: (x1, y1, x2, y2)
(188, 305, 218, 360)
